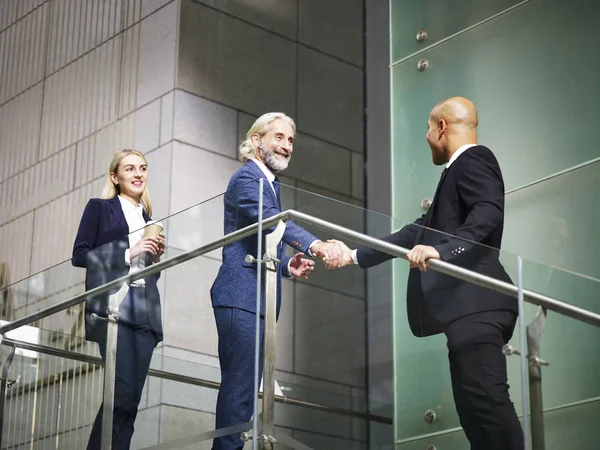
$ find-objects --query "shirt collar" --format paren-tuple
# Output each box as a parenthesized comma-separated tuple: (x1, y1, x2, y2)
(250, 158, 276, 183)
(446, 144, 477, 168)
(117, 195, 143, 212)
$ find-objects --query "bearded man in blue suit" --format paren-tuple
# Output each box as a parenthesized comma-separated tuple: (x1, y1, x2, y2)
(210, 112, 342, 450)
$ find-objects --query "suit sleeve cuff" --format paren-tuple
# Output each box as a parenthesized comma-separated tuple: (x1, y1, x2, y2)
(125, 249, 132, 266)
(281, 255, 292, 278)
(307, 240, 321, 257)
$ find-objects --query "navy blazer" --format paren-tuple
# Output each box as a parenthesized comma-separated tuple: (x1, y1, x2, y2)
(357, 145, 517, 337)
(72, 196, 162, 342)
(210, 161, 318, 316)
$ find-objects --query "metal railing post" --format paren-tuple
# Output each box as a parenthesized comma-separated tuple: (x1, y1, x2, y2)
(527, 306, 548, 450)
(0, 346, 16, 440)
(516, 256, 530, 449)
(261, 220, 286, 449)
(252, 178, 265, 450)
(97, 282, 129, 450)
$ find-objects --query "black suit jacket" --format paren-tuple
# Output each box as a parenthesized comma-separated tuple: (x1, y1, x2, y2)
(357, 145, 517, 337)
(72, 196, 162, 342)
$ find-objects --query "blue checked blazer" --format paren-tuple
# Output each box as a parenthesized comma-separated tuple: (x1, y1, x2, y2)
(210, 161, 318, 316)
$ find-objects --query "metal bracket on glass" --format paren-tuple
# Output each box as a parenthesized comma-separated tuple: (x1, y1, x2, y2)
(421, 197, 432, 211)
(245, 253, 281, 267)
(261, 220, 286, 445)
(417, 58, 429, 71)
(424, 409, 436, 424)
(90, 307, 120, 324)
(101, 282, 129, 450)
(242, 431, 276, 450)
(258, 434, 277, 450)
(529, 355, 549, 367)
(502, 344, 521, 356)
(240, 430, 253, 442)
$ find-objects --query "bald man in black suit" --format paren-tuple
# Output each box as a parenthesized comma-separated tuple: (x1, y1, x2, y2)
(331, 97, 524, 450)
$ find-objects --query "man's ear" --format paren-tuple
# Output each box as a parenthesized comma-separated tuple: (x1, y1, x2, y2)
(439, 118, 448, 137)
(251, 133, 261, 147)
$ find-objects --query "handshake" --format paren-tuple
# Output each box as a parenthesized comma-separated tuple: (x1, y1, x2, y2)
(288, 239, 354, 280)
(289, 240, 442, 280)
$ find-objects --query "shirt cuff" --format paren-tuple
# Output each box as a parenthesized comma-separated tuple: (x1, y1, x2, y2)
(287, 258, 293, 276)
(125, 249, 132, 266)
(307, 240, 321, 257)
(351, 249, 359, 265)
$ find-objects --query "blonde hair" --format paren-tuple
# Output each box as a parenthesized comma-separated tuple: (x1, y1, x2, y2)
(101, 149, 153, 217)
(238, 112, 296, 162)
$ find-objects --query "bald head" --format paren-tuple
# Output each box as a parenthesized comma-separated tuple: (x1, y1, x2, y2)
(431, 96, 478, 130)
(426, 96, 479, 165)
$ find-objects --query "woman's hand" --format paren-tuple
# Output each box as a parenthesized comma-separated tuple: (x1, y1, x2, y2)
(152, 234, 166, 263)
(130, 236, 160, 260)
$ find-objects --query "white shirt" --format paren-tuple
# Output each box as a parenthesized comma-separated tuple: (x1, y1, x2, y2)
(249, 159, 320, 271)
(119, 195, 147, 286)
(350, 144, 477, 265)
(250, 159, 277, 196)
(446, 143, 477, 168)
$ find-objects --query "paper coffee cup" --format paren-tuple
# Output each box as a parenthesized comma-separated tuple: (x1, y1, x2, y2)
(144, 221, 163, 238)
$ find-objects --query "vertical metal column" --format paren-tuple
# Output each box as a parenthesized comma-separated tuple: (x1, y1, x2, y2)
(516, 256, 530, 449)
(261, 220, 286, 449)
(100, 282, 129, 450)
(527, 306, 548, 450)
(252, 178, 264, 450)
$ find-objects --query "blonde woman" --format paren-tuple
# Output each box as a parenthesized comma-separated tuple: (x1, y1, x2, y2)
(72, 149, 165, 450)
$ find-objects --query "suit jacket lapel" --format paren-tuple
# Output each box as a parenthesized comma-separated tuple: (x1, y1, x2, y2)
(424, 167, 449, 228)
(108, 196, 130, 233)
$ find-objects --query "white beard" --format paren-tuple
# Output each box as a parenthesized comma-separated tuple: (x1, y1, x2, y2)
(259, 142, 290, 172)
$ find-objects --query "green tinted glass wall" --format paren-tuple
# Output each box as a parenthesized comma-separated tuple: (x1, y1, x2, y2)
(390, 0, 600, 448)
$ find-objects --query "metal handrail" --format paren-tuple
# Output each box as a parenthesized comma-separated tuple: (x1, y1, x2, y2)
(0, 337, 392, 425)
(286, 210, 600, 327)
(1, 208, 599, 336)
(0, 213, 286, 335)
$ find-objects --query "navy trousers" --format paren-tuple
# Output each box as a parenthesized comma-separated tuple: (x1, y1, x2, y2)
(87, 288, 158, 450)
(212, 307, 264, 450)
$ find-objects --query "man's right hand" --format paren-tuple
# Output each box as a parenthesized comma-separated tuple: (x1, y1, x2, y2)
(311, 239, 355, 269)
(310, 241, 343, 269)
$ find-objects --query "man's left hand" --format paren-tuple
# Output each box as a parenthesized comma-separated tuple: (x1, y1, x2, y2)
(289, 253, 315, 279)
(406, 245, 440, 271)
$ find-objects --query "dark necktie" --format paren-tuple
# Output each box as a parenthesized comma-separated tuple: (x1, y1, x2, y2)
(439, 167, 448, 183)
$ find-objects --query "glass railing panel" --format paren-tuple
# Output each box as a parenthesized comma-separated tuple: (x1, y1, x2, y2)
(3, 177, 598, 449)
(275, 182, 599, 448)
(0, 336, 103, 449)
(0, 190, 263, 450)
(274, 182, 394, 448)
(515, 259, 600, 416)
